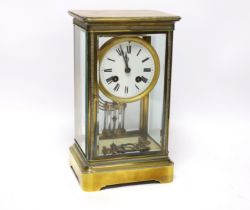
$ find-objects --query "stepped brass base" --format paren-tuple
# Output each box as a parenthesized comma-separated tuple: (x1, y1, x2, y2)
(69, 143, 174, 192)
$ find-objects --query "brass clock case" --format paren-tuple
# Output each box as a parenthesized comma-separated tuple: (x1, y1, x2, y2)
(69, 10, 181, 191)
(98, 36, 160, 103)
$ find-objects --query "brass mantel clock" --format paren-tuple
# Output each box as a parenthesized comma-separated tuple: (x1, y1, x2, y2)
(68, 10, 181, 191)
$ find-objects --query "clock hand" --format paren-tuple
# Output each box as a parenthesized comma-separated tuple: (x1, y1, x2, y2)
(124, 53, 129, 64)
(119, 45, 131, 73)
(124, 53, 131, 73)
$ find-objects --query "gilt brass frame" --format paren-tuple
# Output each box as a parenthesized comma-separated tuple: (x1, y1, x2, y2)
(73, 29, 174, 161)
(69, 10, 180, 191)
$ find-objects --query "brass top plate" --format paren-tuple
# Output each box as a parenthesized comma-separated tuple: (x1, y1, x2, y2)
(68, 10, 181, 23)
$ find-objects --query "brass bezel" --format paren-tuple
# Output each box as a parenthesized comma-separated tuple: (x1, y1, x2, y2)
(98, 36, 160, 103)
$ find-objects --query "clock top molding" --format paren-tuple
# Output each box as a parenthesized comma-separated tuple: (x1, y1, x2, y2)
(68, 10, 181, 31)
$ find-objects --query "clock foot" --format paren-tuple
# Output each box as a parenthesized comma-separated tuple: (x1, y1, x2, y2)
(70, 143, 174, 192)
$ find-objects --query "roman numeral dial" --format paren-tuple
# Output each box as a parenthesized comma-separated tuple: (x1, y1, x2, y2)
(99, 37, 160, 102)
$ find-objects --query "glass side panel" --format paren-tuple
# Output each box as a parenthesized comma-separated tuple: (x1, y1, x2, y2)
(74, 25, 87, 154)
(148, 34, 166, 145)
(96, 33, 166, 157)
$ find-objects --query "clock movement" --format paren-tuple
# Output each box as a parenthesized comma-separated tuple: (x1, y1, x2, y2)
(68, 10, 180, 191)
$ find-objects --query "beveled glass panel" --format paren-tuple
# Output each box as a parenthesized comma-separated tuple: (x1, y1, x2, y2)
(148, 34, 167, 145)
(74, 25, 87, 154)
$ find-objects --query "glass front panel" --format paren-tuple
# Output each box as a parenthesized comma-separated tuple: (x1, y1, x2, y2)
(74, 25, 87, 154)
(96, 33, 167, 158)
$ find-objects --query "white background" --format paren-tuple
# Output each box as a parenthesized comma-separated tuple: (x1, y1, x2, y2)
(0, 0, 250, 210)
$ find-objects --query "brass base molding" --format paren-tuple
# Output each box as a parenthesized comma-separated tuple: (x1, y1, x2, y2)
(69, 143, 174, 191)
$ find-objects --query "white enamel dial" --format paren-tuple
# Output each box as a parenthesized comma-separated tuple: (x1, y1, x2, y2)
(99, 37, 160, 102)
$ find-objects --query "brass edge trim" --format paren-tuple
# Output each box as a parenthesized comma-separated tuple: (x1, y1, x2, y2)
(163, 31, 174, 154)
(73, 19, 175, 33)
(68, 11, 181, 23)
(70, 145, 86, 172)
(70, 144, 173, 173)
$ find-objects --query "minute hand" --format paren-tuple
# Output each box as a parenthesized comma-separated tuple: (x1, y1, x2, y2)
(120, 45, 131, 73)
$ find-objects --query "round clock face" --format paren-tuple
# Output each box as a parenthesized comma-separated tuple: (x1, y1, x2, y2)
(99, 37, 160, 103)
